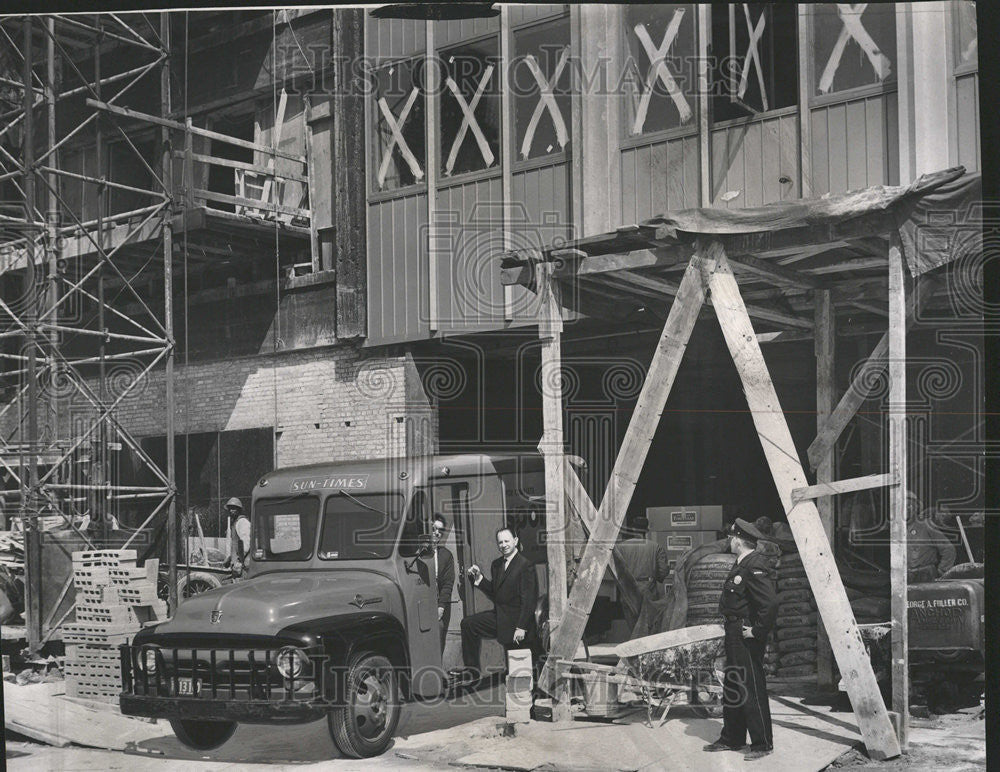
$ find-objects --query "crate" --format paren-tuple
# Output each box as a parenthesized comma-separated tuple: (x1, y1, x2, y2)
(647, 506, 724, 532)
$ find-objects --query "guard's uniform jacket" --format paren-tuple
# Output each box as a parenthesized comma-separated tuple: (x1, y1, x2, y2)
(717, 549, 778, 751)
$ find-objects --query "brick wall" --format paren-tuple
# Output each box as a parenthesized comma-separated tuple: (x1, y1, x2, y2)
(11, 342, 440, 470)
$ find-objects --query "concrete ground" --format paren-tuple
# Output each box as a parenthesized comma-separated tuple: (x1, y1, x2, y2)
(5, 685, 987, 771)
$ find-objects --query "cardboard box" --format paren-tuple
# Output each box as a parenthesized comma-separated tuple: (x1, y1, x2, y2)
(662, 530, 719, 551)
(647, 506, 725, 531)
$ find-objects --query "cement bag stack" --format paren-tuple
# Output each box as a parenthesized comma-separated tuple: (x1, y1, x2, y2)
(63, 550, 166, 704)
(772, 551, 819, 679)
(685, 553, 736, 627)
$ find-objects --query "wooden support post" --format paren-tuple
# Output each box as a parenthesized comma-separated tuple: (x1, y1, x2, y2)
(704, 248, 901, 761)
(888, 234, 909, 749)
(807, 277, 942, 470)
(563, 463, 616, 580)
(537, 261, 570, 721)
(815, 289, 836, 687)
(539, 246, 713, 695)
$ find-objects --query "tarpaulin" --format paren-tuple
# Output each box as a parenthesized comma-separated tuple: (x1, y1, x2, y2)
(627, 167, 979, 277)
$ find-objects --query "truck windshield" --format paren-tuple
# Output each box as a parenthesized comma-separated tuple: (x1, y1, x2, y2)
(318, 492, 404, 560)
(254, 495, 320, 561)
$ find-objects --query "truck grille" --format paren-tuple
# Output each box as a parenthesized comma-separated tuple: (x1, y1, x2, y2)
(121, 644, 320, 703)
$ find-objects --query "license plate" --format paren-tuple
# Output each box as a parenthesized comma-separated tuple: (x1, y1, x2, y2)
(177, 678, 200, 695)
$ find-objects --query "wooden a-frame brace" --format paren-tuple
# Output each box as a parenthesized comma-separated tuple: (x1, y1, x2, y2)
(538, 240, 901, 761)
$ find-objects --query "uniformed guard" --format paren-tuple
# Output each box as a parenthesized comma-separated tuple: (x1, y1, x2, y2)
(703, 518, 778, 761)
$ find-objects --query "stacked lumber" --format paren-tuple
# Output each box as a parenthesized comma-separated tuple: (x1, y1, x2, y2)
(63, 550, 166, 704)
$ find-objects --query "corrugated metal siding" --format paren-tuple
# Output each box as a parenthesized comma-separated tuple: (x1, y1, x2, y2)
(620, 135, 699, 223)
(956, 73, 980, 173)
(810, 93, 897, 195)
(435, 16, 501, 48)
(367, 192, 430, 343)
(434, 177, 506, 334)
(367, 18, 425, 60)
(710, 114, 799, 208)
(509, 162, 571, 322)
(509, 5, 567, 27)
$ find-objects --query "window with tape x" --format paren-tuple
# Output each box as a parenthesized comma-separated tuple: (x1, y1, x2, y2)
(372, 59, 426, 191)
(439, 37, 501, 177)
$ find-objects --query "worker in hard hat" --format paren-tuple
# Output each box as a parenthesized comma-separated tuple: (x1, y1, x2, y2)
(224, 497, 251, 578)
(905, 492, 956, 583)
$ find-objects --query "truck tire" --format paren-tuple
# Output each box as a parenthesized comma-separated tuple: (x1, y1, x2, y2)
(687, 590, 722, 607)
(177, 571, 223, 599)
(327, 652, 400, 759)
(169, 719, 237, 750)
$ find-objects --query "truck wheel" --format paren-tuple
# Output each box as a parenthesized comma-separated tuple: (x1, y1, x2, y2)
(328, 653, 400, 758)
(169, 719, 237, 750)
(178, 571, 223, 598)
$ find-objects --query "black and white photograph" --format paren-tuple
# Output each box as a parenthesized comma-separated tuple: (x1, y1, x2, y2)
(0, 3, 993, 770)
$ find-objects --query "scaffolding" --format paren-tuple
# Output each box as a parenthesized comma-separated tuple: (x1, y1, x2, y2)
(0, 12, 312, 654)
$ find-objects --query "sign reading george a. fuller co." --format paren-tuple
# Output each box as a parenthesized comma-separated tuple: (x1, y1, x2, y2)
(289, 475, 370, 492)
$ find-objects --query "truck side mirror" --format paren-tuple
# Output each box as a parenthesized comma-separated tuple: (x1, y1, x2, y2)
(400, 532, 434, 559)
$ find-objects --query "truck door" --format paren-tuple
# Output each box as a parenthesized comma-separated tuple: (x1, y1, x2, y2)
(397, 490, 445, 697)
(435, 474, 507, 674)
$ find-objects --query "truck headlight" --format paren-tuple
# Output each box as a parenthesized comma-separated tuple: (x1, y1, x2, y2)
(275, 647, 306, 679)
(137, 647, 158, 674)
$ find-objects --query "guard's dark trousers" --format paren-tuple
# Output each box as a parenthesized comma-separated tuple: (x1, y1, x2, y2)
(719, 619, 773, 750)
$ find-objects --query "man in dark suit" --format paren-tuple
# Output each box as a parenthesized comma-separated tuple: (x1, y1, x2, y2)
(457, 526, 537, 678)
(429, 513, 456, 652)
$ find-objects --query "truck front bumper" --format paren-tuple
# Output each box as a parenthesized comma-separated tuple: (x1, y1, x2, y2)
(120, 694, 326, 724)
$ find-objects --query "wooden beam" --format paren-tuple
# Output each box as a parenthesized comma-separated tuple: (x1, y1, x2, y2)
(888, 234, 909, 749)
(703, 248, 901, 761)
(190, 189, 309, 219)
(729, 253, 825, 289)
(538, 247, 713, 696)
(536, 261, 570, 720)
(791, 473, 898, 504)
(698, 4, 711, 207)
(815, 289, 836, 688)
(555, 248, 684, 278)
(610, 271, 813, 330)
(171, 151, 310, 183)
(807, 276, 942, 470)
(756, 330, 813, 344)
(85, 98, 307, 163)
(563, 463, 616, 580)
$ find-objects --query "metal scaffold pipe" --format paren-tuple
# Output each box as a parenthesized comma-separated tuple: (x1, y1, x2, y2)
(161, 12, 178, 614)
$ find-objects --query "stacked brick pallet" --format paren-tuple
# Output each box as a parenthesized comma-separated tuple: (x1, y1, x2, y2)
(63, 550, 166, 704)
(770, 551, 819, 679)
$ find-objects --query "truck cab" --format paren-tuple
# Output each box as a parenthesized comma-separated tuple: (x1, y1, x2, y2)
(119, 453, 556, 758)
